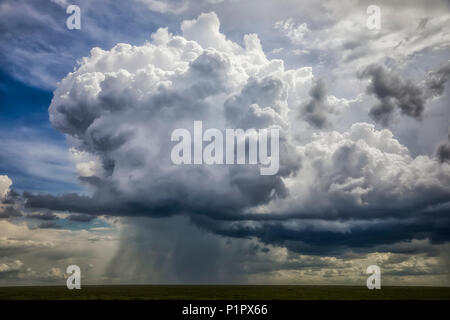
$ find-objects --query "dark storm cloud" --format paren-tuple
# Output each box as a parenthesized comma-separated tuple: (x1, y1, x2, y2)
(66, 213, 96, 222)
(359, 64, 426, 125)
(426, 62, 450, 96)
(37, 221, 61, 229)
(23, 190, 184, 218)
(297, 79, 350, 129)
(23, 184, 450, 258)
(23, 176, 287, 219)
(359, 63, 450, 126)
(24, 192, 103, 214)
(437, 143, 450, 163)
(0, 206, 22, 219)
(190, 208, 450, 256)
(1, 189, 19, 205)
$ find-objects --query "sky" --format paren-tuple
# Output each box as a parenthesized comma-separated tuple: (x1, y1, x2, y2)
(0, 0, 450, 286)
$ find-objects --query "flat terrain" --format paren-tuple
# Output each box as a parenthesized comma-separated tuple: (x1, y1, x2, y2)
(0, 285, 449, 300)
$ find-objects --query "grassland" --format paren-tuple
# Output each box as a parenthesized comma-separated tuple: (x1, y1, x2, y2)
(0, 285, 449, 300)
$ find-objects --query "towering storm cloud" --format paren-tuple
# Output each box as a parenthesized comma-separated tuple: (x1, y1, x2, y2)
(45, 12, 303, 218)
(22, 12, 450, 272)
